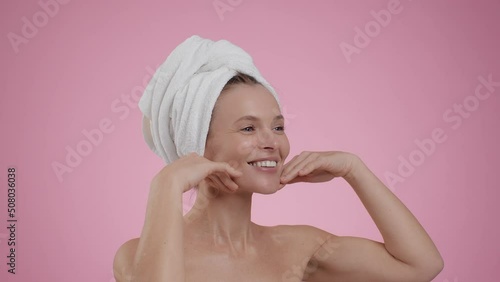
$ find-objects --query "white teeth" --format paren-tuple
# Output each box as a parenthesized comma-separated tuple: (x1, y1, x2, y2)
(249, 160, 277, 168)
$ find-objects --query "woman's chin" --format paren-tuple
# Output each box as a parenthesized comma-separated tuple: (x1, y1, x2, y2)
(236, 165, 283, 194)
(236, 179, 281, 195)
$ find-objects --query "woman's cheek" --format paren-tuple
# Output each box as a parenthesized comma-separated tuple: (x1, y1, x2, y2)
(280, 135, 291, 159)
(235, 139, 256, 156)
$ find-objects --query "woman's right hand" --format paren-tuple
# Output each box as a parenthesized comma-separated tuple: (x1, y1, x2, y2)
(151, 153, 243, 193)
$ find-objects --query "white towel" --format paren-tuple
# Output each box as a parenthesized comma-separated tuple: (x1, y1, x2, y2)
(138, 35, 281, 164)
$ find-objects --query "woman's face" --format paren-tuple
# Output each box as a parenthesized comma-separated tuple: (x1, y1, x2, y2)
(204, 83, 290, 194)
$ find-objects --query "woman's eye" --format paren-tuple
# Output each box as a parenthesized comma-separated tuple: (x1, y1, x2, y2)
(274, 126, 285, 131)
(242, 126, 254, 132)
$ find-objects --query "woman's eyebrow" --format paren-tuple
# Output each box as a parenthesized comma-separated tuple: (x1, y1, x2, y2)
(275, 114, 284, 121)
(233, 115, 284, 124)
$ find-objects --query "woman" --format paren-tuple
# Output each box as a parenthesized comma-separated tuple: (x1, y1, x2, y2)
(113, 38, 443, 282)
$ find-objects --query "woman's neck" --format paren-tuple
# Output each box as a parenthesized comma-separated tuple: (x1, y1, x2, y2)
(185, 184, 260, 253)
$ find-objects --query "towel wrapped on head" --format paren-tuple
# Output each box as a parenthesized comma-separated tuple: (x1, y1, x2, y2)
(138, 35, 281, 164)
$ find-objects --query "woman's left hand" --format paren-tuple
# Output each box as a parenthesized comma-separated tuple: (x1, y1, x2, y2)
(279, 151, 360, 187)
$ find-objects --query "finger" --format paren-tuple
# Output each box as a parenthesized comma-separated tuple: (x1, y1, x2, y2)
(209, 171, 239, 192)
(281, 154, 300, 176)
(215, 172, 239, 192)
(281, 152, 308, 175)
(297, 161, 318, 177)
(202, 178, 221, 198)
(278, 182, 286, 190)
(210, 162, 242, 178)
(205, 175, 220, 188)
(207, 175, 230, 193)
(285, 152, 316, 175)
(225, 162, 243, 178)
(221, 161, 243, 178)
(226, 159, 243, 174)
(286, 175, 309, 184)
(282, 153, 317, 182)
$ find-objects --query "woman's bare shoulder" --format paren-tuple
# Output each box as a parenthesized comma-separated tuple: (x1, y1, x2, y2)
(113, 237, 140, 281)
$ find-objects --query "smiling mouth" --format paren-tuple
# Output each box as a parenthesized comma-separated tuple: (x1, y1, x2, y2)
(247, 160, 278, 168)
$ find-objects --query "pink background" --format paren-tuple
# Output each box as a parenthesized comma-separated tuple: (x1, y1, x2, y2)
(1, 0, 499, 281)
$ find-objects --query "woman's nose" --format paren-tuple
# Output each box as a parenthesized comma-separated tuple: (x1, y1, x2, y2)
(257, 129, 278, 150)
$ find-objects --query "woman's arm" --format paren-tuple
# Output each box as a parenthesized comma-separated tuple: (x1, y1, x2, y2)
(280, 152, 444, 281)
(129, 177, 186, 282)
(113, 178, 185, 282)
(113, 153, 242, 282)
(346, 158, 443, 271)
